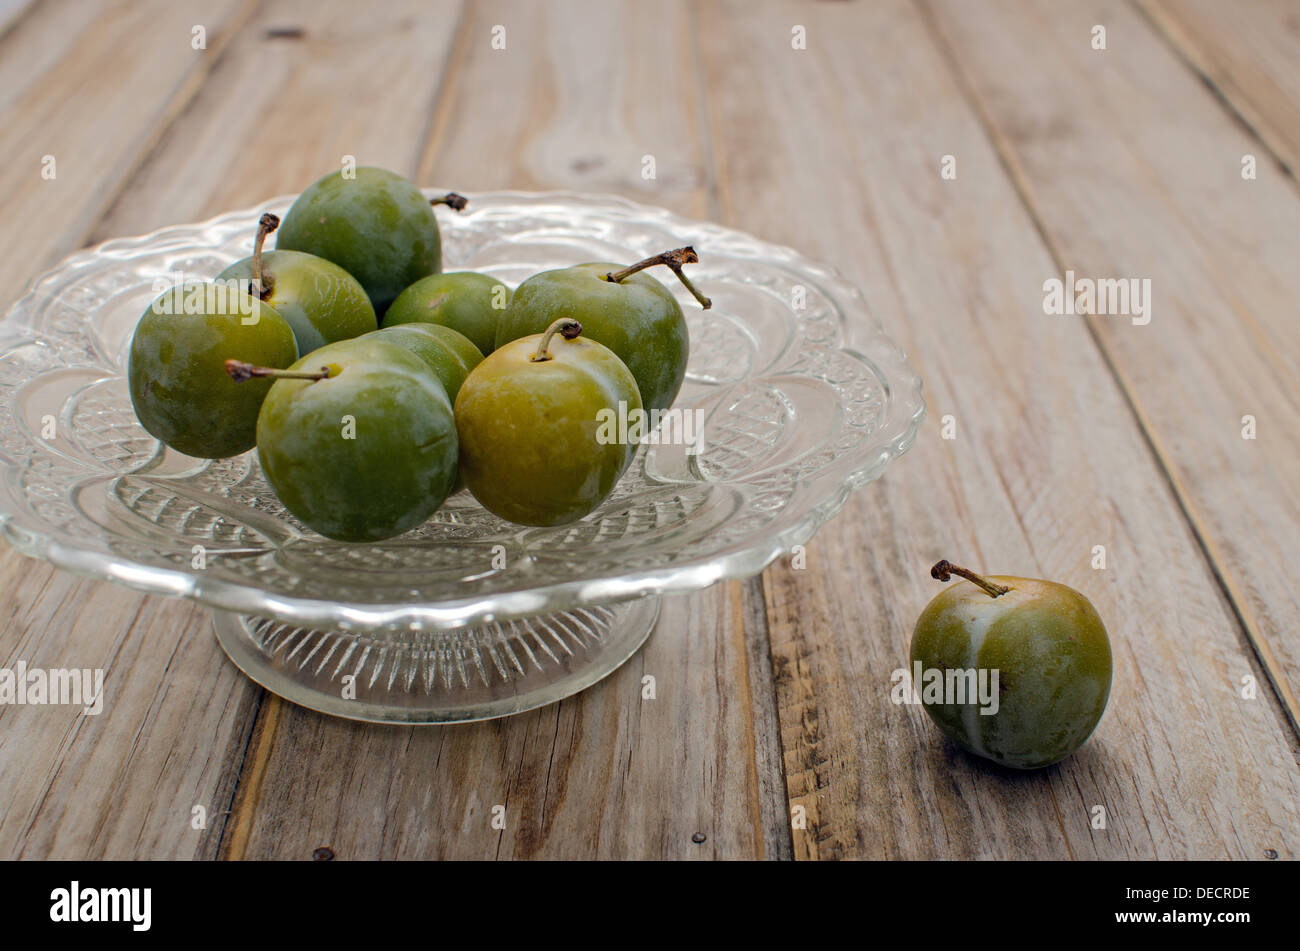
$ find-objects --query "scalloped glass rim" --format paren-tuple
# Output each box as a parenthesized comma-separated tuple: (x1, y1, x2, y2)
(0, 191, 925, 630)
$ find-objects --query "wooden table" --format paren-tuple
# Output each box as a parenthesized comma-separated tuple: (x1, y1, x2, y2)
(1, 0, 1297, 861)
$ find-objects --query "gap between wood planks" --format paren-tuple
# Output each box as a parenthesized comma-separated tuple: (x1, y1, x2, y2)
(1133, 0, 1299, 182)
(685, 2, 794, 859)
(217, 694, 283, 860)
(914, 0, 1300, 742)
(0, 0, 36, 46)
(739, 577, 795, 860)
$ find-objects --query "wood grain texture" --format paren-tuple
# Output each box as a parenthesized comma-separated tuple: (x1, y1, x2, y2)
(229, 587, 781, 859)
(699, 0, 1300, 859)
(417, 0, 716, 216)
(0, 557, 259, 858)
(227, 0, 787, 860)
(0, 0, 254, 293)
(0, 0, 34, 39)
(926, 0, 1300, 730)
(91, 0, 465, 240)
(0, 0, 258, 860)
(1, 0, 1297, 861)
(1140, 0, 1300, 176)
(0, 0, 465, 860)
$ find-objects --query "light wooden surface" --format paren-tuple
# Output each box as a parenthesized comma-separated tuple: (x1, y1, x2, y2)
(0, 0, 1296, 860)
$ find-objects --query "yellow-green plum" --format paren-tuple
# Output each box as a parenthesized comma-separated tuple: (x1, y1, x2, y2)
(455, 319, 641, 526)
(129, 282, 297, 458)
(218, 213, 375, 355)
(383, 271, 510, 356)
(494, 247, 709, 415)
(910, 560, 1113, 769)
(275, 166, 466, 315)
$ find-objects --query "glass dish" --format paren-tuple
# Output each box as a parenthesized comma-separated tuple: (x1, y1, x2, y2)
(0, 191, 924, 722)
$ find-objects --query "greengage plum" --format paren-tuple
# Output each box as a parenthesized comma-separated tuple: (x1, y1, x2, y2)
(275, 166, 466, 315)
(246, 338, 458, 542)
(129, 282, 297, 458)
(365, 323, 482, 401)
(218, 213, 375, 354)
(383, 271, 510, 356)
(494, 247, 709, 414)
(910, 560, 1113, 769)
(455, 319, 641, 526)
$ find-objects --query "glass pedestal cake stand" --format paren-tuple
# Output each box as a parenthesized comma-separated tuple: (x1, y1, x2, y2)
(0, 192, 924, 723)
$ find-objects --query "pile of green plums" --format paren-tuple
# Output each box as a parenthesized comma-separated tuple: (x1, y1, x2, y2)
(127, 166, 711, 541)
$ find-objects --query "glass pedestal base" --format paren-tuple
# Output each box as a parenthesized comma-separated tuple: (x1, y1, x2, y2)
(212, 598, 660, 724)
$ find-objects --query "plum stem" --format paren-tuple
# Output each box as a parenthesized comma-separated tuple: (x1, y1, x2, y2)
(530, 318, 582, 362)
(430, 192, 468, 211)
(250, 213, 279, 300)
(604, 247, 712, 309)
(225, 358, 330, 382)
(931, 560, 1011, 598)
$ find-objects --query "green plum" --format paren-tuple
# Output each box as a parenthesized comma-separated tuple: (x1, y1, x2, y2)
(910, 560, 1113, 770)
(455, 318, 641, 526)
(129, 282, 297, 458)
(275, 166, 467, 315)
(494, 247, 710, 414)
(249, 338, 458, 542)
(383, 271, 511, 355)
(366, 324, 482, 495)
(217, 213, 376, 355)
(365, 323, 482, 401)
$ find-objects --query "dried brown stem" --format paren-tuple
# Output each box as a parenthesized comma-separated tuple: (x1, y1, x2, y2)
(430, 192, 468, 211)
(604, 246, 712, 309)
(250, 213, 279, 300)
(931, 559, 1011, 598)
(530, 318, 583, 361)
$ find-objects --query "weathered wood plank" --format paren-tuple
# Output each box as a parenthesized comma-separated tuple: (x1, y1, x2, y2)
(0, 0, 255, 294)
(0, 556, 260, 858)
(229, 0, 785, 861)
(416, 0, 715, 217)
(0, 0, 34, 39)
(699, 0, 1300, 858)
(0, 0, 465, 860)
(1140, 0, 1300, 175)
(92, 0, 466, 240)
(230, 587, 780, 859)
(927, 0, 1300, 731)
(0, 0, 258, 861)
(0, 0, 83, 110)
